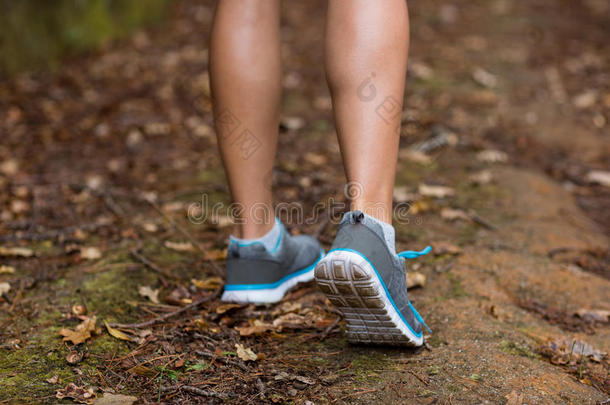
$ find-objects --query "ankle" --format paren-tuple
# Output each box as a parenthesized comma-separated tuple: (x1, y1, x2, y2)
(234, 220, 275, 239)
(350, 200, 393, 224)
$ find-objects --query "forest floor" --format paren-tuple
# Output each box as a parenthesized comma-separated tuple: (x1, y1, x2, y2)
(0, 0, 609, 403)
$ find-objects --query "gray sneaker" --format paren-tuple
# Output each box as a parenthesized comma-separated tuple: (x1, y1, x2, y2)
(222, 220, 324, 304)
(314, 211, 431, 346)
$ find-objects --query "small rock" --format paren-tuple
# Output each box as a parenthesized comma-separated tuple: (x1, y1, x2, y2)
(406, 272, 426, 289)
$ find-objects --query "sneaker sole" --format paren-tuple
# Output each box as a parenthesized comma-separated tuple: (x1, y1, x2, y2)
(314, 249, 423, 346)
(221, 250, 324, 304)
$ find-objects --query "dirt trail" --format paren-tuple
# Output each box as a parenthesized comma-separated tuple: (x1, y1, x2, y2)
(0, 0, 608, 403)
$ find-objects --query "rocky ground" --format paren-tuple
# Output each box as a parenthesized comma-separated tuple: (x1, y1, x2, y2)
(0, 0, 608, 403)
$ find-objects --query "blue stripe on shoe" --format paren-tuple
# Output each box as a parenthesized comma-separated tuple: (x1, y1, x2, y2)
(327, 248, 424, 339)
(224, 250, 324, 291)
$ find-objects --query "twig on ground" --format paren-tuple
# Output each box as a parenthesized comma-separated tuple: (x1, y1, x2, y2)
(303, 316, 341, 342)
(195, 350, 248, 372)
(407, 369, 429, 386)
(130, 248, 176, 282)
(332, 388, 377, 403)
(161, 385, 229, 399)
(467, 210, 497, 231)
(319, 317, 341, 340)
(142, 196, 224, 276)
(108, 288, 221, 329)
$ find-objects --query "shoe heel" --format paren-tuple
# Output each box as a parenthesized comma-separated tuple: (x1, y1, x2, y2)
(314, 250, 423, 346)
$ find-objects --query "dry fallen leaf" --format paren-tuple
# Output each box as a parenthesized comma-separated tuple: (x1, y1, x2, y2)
(419, 184, 455, 198)
(105, 321, 133, 342)
(541, 337, 607, 364)
(141, 222, 158, 233)
(0, 265, 15, 274)
(0, 282, 10, 295)
(574, 309, 610, 323)
(66, 351, 84, 365)
(469, 169, 493, 185)
(80, 247, 102, 260)
(0, 246, 33, 257)
(505, 390, 525, 405)
(235, 319, 274, 336)
(304, 152, 327, 166)
(585, 170, 610, 188)
(432, 241, 462, 256)
(127, 364, 156, 377)
(46, 375, 60, 384)
(216, 303, 242, 314)
(477, 149, 508, 163)
(191, 277, 223, 290)
(56, 383, 96, 404)
(205, 248, 227, 261)
(93, 393, 138, 405)
(273, 313, 313, 330)
(393, 186, 417, 202)
(0, 159, 19, 176)
(472, 67, 498, 88)
(138, 285, 160, 304)
(400, 149, 433, 164)
(406, 272, 426, 289)
(280, 116, 305, 131)
(572, 90, 597, 109)
(59, 316, 97, 345)
(235, 343, 258, 361)
(440, 208, 469, 221)
(164, 240, 196, 252)
(72, 304, 87, 316)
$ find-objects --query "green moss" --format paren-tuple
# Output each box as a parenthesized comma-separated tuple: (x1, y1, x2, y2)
(499, 340, 538, 359)
(349, 352, 388, 383)
(82, 267, 156, 319)
(436, 272, 469, 301)
(426, 335, 444, 348)
(0, 346, 74, 401)
(0, 0, 170, 75)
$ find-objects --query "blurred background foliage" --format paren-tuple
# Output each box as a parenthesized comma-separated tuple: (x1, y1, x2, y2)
(0, 0, 169, 75)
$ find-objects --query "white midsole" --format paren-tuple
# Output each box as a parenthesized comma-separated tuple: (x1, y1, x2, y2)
(317, 250, 423, 346)
(221, 267, 315, 304)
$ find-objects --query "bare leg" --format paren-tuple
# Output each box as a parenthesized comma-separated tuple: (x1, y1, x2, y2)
(209, 0, 281, 238)
(325, 0, 409, 224)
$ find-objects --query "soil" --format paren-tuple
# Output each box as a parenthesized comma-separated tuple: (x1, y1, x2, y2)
(0, 0, 608, 404)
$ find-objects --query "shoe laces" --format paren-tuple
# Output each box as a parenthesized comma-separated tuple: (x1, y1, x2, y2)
(397, 245, 431, 259)
(397, 245, 433, 333)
